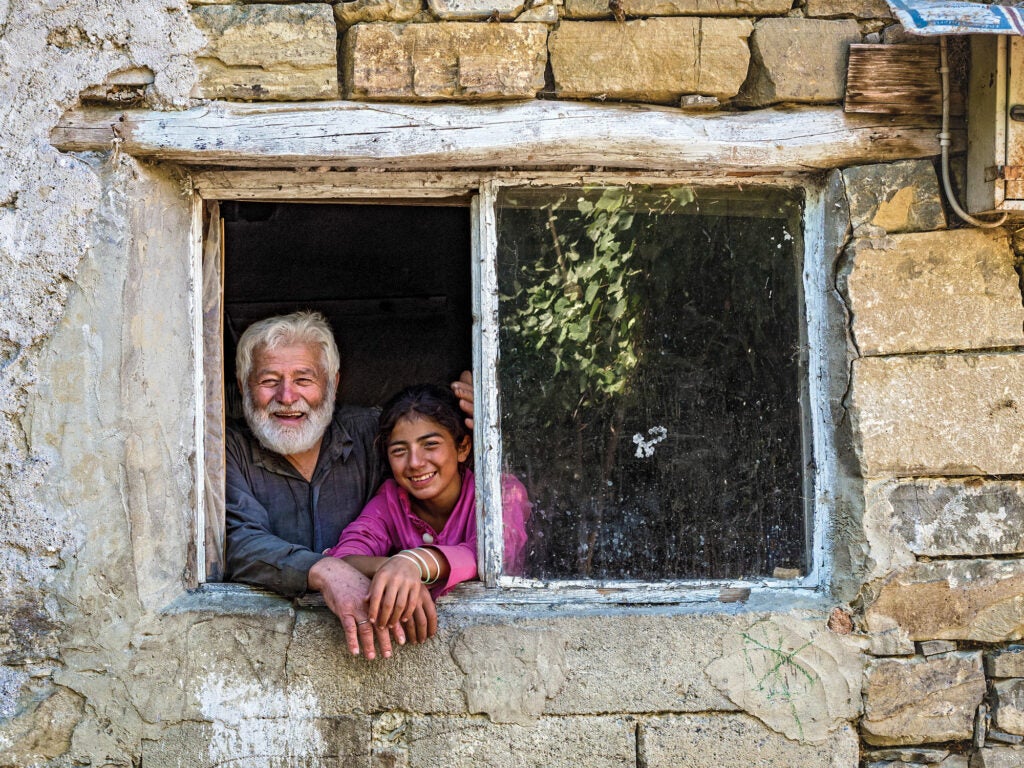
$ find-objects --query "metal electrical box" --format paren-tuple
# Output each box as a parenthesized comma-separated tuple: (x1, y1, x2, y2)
(968, 34, 1024, 215)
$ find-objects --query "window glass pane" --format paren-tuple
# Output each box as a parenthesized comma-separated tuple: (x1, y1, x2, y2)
(496, 185, 806, 581)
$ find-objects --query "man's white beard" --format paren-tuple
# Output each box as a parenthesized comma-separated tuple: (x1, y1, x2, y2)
(243, 380, 337, 457)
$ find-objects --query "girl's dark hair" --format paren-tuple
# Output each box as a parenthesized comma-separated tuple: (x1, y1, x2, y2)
(377, 383, 470, 463)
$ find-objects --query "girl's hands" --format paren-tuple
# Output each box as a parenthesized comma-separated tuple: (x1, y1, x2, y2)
(367, 554, 427, 632)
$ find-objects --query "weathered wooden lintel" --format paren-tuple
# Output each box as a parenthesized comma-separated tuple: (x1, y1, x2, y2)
(51, 100, 957, 172)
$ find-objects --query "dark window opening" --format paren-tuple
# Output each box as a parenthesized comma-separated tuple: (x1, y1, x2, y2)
(221, 201, 472, 416)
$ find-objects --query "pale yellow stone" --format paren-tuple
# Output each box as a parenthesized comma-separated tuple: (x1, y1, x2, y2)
(191, 4, 338, 101)
(806, 0, 891, 19)
(845, 230, 1024, 355)
(864, 560, 1024, 642)
(342, 22, 548, 101)
(994, 679, 1024, 736)
(738, 18, 861, 106)
(563, 0, 790, 19)
(851, 353, 1024, 477)
(549, 18, 752, 103)
(334, 0, 422, 28)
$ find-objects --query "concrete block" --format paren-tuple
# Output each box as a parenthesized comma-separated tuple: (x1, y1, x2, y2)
(806, 0, 891, 18)
(864, 560, 1024, 642)
(995, 679, 1024, 736)
(140, 718, 371, 768)
(842, 159, 946, 235)
(641, 714, 859, 766)
(452, 625, 567, 725)
(862, 653, 985, 746)
(561, 0, 789, 19)
(400, 714, 635, 767)
(289, 609, 865, 722)
(549, 18, 752, 103)
(738, 18, 861, 106)
(342, 22, 548, 101)
(869, 479, 1024, 560)
(987, 647, 1024, 679)
(191, 4, 338, 101)
(844, 230, 1024, 355)
(705, 616, 863, 743)
(850, 353, 1024, 477)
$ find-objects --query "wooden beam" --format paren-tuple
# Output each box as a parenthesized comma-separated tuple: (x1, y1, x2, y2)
(51, 100, 955, 172)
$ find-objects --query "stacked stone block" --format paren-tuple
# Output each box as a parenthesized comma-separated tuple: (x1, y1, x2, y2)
(105, 0, 904, 106)
(844, 160, 1024, 766)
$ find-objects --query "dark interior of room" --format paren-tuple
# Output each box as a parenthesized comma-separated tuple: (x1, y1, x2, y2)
(222, 201, 472, 417)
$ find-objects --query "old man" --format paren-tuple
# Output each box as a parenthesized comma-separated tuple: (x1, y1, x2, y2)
(225, 311, 473, 659)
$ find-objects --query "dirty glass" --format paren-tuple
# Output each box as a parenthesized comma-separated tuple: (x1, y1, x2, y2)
(496, 185, 807, 581)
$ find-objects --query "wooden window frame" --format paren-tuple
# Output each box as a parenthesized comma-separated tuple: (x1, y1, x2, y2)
(193, 170, 838, 605)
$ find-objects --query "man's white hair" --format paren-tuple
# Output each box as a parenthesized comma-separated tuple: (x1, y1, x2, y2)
(236, 310, 340, 384)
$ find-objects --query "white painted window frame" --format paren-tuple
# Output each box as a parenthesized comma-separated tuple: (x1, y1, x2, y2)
(191, 169, 835, 604)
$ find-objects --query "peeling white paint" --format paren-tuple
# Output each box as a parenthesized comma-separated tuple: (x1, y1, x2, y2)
(199, 673, 326, 763)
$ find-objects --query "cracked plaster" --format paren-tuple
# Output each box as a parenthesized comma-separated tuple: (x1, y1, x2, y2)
(1, 0, 200, 737)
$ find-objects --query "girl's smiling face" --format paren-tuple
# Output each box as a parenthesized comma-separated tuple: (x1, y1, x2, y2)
(387, 415, 471, 516)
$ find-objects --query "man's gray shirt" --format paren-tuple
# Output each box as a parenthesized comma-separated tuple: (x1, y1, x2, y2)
(225, 404, 383, 597)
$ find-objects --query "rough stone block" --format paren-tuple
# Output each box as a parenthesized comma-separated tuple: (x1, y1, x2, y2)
(920, 640, 957, 657)
(844, 230, 1024, 356)
(516, 2, 557, 22)
(737, 18, 861, 106)
(972, 746, 1024, 768)
(869, 627, 916, 657)
(862, 653, 985, 746)
(549, 18, 752, 103)
(868, 479, 1024, 561)
(334, 0, 422, 28)
(864, 560, 1024, 642)
(842, 159, 946, 235)
(561, 0, 789, 19)
(427, 0, 524, 19)
(865, 748, 952, 765)
(806, 0, 891, 18)
(987, 648, 1024, 679)
(641, 714, 859, 766)
(851, 353, 1024, 477)
(342, 22, 548, 101)
(995, 679, 1024, 736)
(191, 4, 338, 101)
(398, 714, 635, 767)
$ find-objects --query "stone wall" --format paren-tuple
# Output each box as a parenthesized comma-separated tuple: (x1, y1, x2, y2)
(5, 0, 1024, 766)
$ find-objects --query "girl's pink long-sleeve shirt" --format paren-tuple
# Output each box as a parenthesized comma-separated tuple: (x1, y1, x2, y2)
(325, 469, 530, 596)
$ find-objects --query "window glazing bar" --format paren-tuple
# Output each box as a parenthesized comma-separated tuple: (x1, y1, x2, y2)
(472, 183, 504, 588)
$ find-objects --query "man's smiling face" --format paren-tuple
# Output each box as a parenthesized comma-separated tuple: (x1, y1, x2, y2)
(242, 342, 337, 457)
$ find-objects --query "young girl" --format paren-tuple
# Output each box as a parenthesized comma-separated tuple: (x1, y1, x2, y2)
(325, 383, 530, 633)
